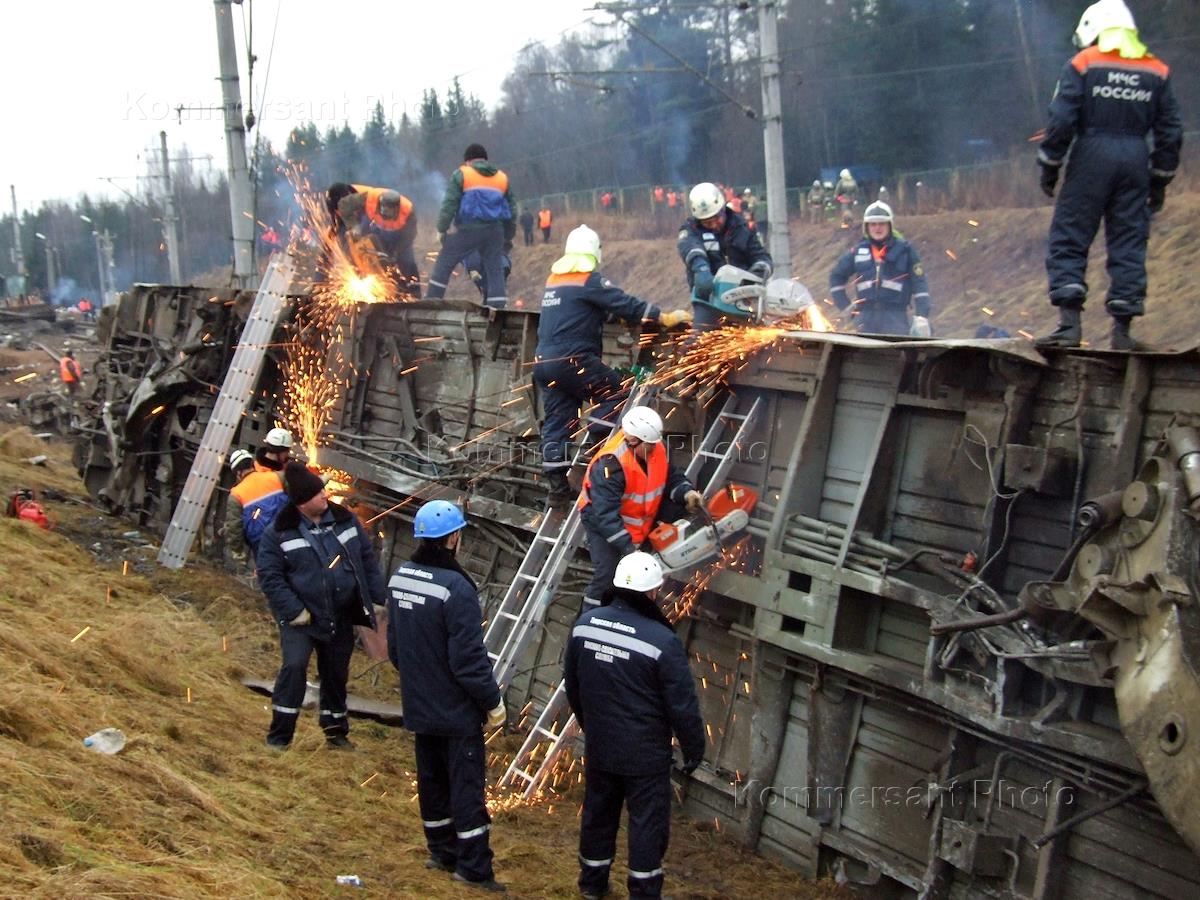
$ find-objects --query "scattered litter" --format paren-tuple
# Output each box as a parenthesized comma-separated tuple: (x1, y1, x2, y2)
(70, 626, 91, 643)
(24, 454, 48, 466)
(121, 531, 140, 539)
(83, 728, 127, 755)
(335, 875, 363, 887)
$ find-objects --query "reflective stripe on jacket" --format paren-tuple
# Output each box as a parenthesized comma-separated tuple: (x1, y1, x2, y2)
(829, 235, 931, 317)
(230, 470, 287, 548)
(579, 433, 668, 545)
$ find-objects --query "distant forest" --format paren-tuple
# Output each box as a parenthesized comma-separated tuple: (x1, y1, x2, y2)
(3, 0, 1194, 300)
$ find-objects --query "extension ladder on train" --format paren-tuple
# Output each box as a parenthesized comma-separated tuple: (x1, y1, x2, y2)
(498, 390, 763, 799)
(158, 253, 295, 569)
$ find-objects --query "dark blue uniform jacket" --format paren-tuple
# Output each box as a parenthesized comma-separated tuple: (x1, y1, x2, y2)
(565, 593, 706, 775)
(676, 209, 771, 285)
(257, 502, 384, 637)
(829, 236, 931, 317)
(386, 557, 502, 736)
(537, 270, 660, 358)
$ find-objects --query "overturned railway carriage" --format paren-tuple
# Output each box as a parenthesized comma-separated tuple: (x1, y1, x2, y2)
(79, 282, 1200, 897)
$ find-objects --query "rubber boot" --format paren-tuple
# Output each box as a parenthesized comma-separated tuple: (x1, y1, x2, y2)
(546, 471, 573, 506)
(1035, 307, 1082, 348)
(1110, 316, 1142, 352)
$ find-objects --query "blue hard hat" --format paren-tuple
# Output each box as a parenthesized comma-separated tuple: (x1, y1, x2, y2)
(413, 500, 467, 538)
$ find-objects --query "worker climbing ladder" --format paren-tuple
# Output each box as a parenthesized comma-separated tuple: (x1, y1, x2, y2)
(498, 390, 763, 799)
(485, 383, 650, 694)
(157, 252, 296, 569)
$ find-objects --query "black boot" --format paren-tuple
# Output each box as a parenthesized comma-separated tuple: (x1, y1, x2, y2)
(1110, 316, 1141, 351)
(1035, 307, 1082, 348)
(546, 470, 573, 505)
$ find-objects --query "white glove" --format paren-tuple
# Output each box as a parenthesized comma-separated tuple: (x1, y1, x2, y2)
(486, 701, 507, 729)
(685, 490, 705, 513)
(289, 608, 312, 627)
(910, 316, 932, 338)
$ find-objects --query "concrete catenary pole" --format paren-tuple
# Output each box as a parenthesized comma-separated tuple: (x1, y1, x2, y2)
(159, 131, 183, 284)
(9, 185, 26, 280)
(758, 1, 791, 278)
(213, 0, 255, 286)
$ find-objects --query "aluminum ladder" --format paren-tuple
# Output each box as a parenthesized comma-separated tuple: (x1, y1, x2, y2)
(497, 389, 763, 799)
(485, 384, 649, 693)
(157, 253, 296, 568)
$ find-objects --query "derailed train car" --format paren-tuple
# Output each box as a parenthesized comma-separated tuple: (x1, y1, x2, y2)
(77, 281, 1200, 897)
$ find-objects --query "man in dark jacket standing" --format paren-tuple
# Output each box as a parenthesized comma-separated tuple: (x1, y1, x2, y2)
(829, 201, 932, 336)
(387, 500, 507, 893)
(426, 143, 516, 310)
(257, 462, 386, 749)
(519, 207, 535, 247)
(534, 225, 689, 503)
(565, 551, 706, 900)
(676, 182, 772, 332)
(1035, 0, 1182, 350)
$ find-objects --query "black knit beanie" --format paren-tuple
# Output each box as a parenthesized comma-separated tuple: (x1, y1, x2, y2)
(463, 143, 488, 161)
(284, 461, 325, 505)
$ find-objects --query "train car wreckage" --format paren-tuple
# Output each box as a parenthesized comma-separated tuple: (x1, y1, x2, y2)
(74, 275, 1200, 898)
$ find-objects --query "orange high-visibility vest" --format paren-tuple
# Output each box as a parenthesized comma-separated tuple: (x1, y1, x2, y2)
(654, 186, 665, 203)
(538, 209, 552, 229)
(578, 433, 668, 545)
(357, 187, 412, 232)
(60, 358, 80, 383)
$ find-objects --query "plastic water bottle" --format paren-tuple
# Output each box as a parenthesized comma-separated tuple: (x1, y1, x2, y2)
(335, 875, 363, 887)
(82, 728, 126, 755)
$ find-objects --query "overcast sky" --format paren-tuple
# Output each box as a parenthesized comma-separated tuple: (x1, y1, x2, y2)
(1, 1, 596, 211)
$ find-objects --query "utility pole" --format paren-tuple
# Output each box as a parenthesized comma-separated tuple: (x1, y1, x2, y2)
(99, 231, 117, 306)
(213, 0, 255, 286)
(159, 131, 183, 284)
(758, 1, 791, 278)
(9, 185, 26, 282)
(35, 233, 56, 294)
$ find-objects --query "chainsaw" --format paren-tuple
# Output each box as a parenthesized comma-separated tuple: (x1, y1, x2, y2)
(693, 265, 816, 325)
(648, 483, 758, 574)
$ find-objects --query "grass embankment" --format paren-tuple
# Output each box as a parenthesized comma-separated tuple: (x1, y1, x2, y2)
(0, 428, 842, 898)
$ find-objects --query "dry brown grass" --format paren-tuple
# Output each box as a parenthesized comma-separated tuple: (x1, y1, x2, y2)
(0, 436, 845, 898)
(418, 188, 1200, 348)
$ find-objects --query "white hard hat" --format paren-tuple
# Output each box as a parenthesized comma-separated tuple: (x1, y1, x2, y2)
(1075, 0, 1135, 49)
(688, 182, 725, 220)
(563, 224, 602, 267)
(863, 201, 894, 224)
(614, 551, 665, 592)
(229, 449, 254, 470)
(263, 427, 294, 449)
(839, 168, 852, 180)
(621, 406, 664, 443)
(812, 179, 822, 188)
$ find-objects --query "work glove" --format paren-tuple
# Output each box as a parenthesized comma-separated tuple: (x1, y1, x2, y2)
(660, 309, 692, 328)
(679, 758, 701, 776)
(486, 701, 507, 729)
(909, 316, 932, 338)
(1038, 164, 1058, 199)
(437, 231, 447, 246)
(691, 267, 714, 301)
(685, 490, 705, 513)
(1148, 177, 1168, 214)
(749, 261, 773, 280)
(289, 608, 312, 627)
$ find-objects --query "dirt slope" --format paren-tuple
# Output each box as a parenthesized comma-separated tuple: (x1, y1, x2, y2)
(436, 190, 1199, 349)
(0, 429, 844, 899)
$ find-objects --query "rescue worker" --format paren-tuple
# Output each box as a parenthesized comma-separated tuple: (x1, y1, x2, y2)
(534, 225, 690, 503)
(741, 187, 758, 229)
(564, 551, 705, 900)
(677, 182, 773, 332)
(807, 179, 825, 224)
(577, 406, 702, 610)
(220, 449, 257, 565)
(228, 449, 286, 564)
(387, 500, 507, 893)
(336, 185, 421, 296)
(1035, 0, 1182, 350)
(257, 462, 385, 750)
(538, 206, 553, 243)
(830, 201, 932, 337)
(254, 427, 293, 472)
(427, 144, 516, 311)
(59, 350, 82, 396)
(834, 167, 860, 225)
(519, 207, 535, 246)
